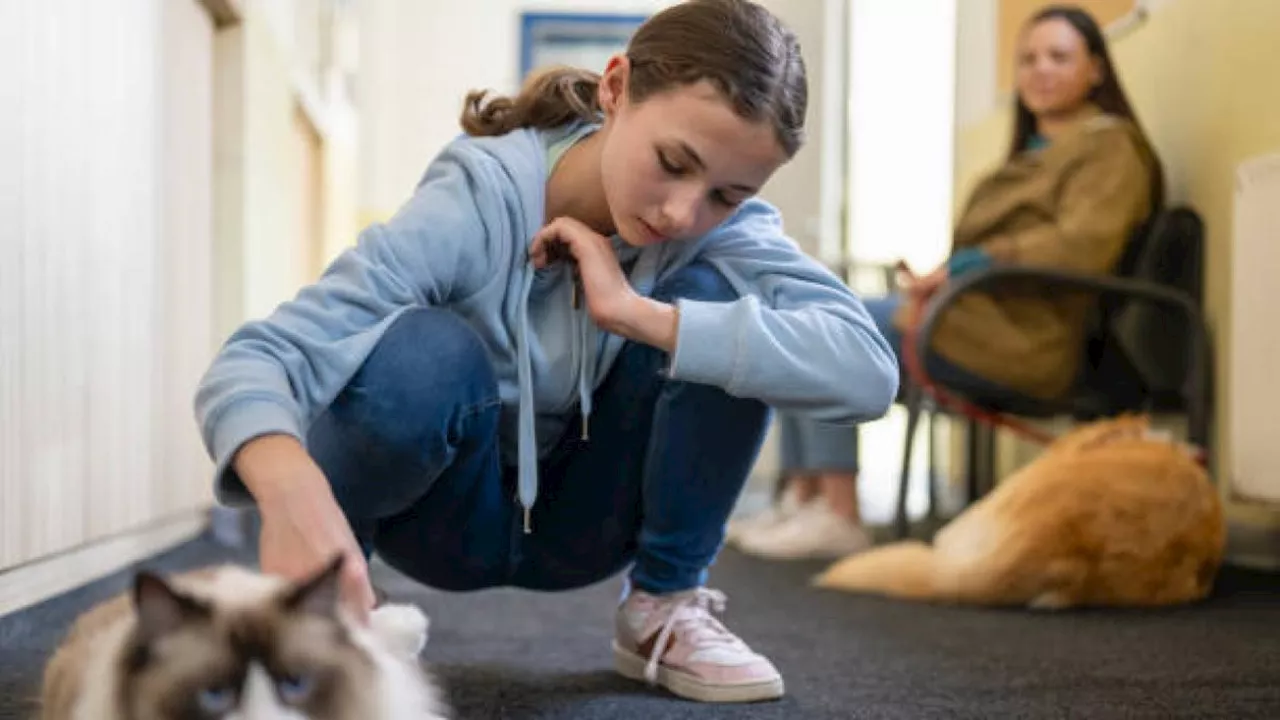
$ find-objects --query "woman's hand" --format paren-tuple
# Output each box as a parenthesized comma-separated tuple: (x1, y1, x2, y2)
(234, 435, 377, 622)
(896, 260, 947, 300)
(530, 217, 678, 351)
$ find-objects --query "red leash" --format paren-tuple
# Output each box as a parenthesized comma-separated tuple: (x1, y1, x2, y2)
(899, 294, 1057, 447)
(898, 292, 1208, 466)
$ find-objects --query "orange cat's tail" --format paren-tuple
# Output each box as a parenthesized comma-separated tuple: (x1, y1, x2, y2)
(811, 541, 940, 600)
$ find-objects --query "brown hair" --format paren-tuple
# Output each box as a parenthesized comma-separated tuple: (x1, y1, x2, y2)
(1010, 5, 1164, 206)
(460, 0, 808, 157)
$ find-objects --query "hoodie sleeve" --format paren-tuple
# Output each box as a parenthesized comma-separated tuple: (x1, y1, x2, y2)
(194, 147, 499, 504)
(665, 201, 899, 424)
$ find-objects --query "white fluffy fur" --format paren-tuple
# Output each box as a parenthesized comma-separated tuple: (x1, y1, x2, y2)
(355, 602, 448, 720)
(62, 565, 449, 720)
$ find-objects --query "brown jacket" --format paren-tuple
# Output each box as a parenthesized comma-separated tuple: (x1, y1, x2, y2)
(894, 107, 1158, 400)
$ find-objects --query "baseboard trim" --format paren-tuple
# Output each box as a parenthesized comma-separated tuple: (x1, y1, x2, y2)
(1225, 516, 1280, 572)
(0, 510, 210, 617)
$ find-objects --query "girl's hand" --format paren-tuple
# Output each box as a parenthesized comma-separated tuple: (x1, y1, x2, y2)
(235, 435, 377, 623)
(530, 218, 678, 351)
(257, 479, 375, 622)
(530, 217, 634, 327)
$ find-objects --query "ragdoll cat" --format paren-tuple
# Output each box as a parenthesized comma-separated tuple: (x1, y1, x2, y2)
(814, 415, 1226, 609)
(39, 555, 450, 719)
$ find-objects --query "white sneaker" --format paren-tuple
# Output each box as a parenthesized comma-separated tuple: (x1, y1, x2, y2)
(735, 501, 873, 561)
(614, 587, 784, 703)
(725, 483, 804, 547)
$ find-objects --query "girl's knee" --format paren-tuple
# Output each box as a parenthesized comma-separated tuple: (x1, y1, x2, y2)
(369, 308, 494, 386)
(330, 308, 499, 451)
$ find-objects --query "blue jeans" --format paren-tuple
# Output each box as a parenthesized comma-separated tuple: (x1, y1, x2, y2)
(305, 263, 770, 595)
(778, 294, 1019, 474)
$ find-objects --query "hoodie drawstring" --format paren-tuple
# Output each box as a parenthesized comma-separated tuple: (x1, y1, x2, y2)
(515, 263, 595, 535)
(515, 269, 538, 534)
(577, 290, 595, 442)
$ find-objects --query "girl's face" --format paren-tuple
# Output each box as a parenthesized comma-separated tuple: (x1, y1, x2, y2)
(596, 57, 789, 246)
(1015, 17, 1103, 118)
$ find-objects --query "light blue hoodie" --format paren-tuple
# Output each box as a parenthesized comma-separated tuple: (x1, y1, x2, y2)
(194, 121, 899, 531)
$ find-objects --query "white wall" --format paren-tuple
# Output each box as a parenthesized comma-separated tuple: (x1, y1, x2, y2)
(954, 0, 999, 132)
(242, 4, 324, 321)
(214, 0, 362, 331)
(845, 0, 957, 272)
(158, 0, 219, 519)
(752, 0, 845, 261)
(839, 0, 960, 521)
(0, 0, 216, 569)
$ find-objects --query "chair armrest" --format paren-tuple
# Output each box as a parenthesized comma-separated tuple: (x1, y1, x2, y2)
(910, 265, 1212, 459)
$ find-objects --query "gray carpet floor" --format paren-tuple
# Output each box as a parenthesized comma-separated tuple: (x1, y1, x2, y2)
(2, 526, 1279, 719)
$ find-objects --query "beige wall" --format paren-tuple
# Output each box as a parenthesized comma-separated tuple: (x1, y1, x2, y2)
(954, 0, 1280, 534)
(214, 0, 361, 338)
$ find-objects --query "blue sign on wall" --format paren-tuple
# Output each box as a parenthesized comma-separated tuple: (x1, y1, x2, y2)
(519, 12, 649, 80)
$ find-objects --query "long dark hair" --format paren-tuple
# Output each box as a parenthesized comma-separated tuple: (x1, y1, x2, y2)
(460, 0, 808, 157)
(1009, 5, 1163, 204)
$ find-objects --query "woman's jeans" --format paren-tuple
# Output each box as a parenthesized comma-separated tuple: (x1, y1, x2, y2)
(305, 263, 770, 595)
(778, 294, 1020, 475)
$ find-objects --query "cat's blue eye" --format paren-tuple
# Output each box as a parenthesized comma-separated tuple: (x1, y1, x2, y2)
(196, 685, 235, 714)
(277, 673, 316, 703)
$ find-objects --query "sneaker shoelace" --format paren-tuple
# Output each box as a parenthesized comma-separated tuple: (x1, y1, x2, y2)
(643, 587, 745, 683)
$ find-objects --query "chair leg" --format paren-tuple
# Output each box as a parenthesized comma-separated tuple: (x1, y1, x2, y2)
(769, 468, 788, 503)
(967, 422, 997, 498)
(1188, 315, 1214, 470)
(925, 408, 939, 522)
(965, 419, 981, 504)
(895, 385, 924, 539)
(983, 424, 998, 496)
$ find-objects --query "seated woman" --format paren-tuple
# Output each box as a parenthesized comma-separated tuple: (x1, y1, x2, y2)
(731, 4, 1165, 559)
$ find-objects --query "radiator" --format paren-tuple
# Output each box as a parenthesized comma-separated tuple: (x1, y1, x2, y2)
(1228, 152, 1280, 505)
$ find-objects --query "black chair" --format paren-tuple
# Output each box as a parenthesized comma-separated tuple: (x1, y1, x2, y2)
(892, 206, 1212, 538)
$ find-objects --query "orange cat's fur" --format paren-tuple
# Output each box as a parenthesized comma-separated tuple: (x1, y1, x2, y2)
(814, 415, 1226, 609)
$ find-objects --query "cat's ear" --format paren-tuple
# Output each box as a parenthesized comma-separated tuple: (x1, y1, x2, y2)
(282, 554, 345, 617)
(133, 571, 208, 641)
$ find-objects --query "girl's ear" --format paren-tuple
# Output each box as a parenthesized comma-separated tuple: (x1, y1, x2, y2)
(598, 54, 630, 117)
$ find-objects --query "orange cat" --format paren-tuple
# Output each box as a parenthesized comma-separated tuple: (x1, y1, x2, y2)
(814, 415, 1226, 609)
